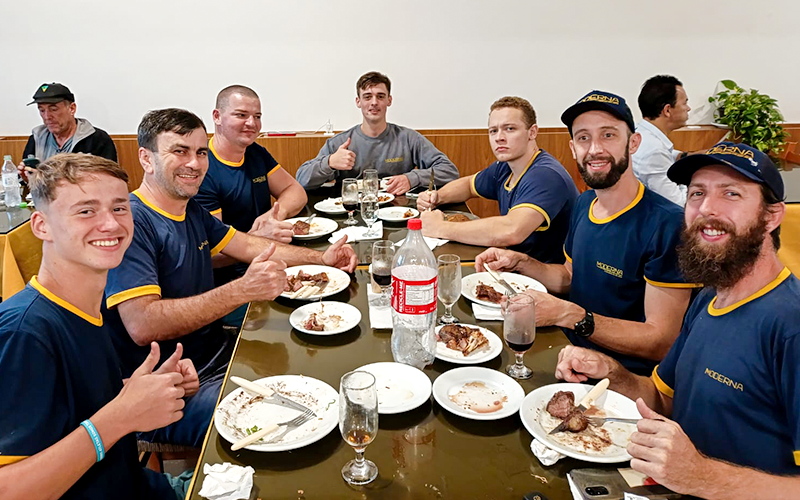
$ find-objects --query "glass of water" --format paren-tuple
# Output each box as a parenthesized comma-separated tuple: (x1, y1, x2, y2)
(361, 196, 379, 238)
(339, 371, 379, 485)
(503, 293, 535, 379)
(437, 254, 461, 324)
(363, 169, 379, 198)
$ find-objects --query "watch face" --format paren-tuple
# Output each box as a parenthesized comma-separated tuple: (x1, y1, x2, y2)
(575, 312, 594, 337)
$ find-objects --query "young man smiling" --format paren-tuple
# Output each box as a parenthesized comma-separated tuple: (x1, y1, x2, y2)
(418, 96, 578, 263)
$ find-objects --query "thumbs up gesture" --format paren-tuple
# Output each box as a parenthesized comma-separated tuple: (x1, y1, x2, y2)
(329, 137, 356, 170)
(249, 201, 294, 243)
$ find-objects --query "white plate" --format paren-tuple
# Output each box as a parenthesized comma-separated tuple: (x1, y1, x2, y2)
(285, 217, 339, 240)
(373, 192, 395, 205)
(289, 302, 361, 335)
(280, 265, 351, 300)
(215, 375, 339, 452)
(519, 383, 641, 463)
(376, 206, 419, 222)
(314, 198, 347, 214)
(434, 324, 503, 364)
(357, 362, 432, 414)
(461, 272, 548, 309)
(432, 367, 524, 420)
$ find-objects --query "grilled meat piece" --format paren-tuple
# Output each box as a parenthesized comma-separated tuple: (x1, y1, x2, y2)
(292, 220, 311, 235)
(303, 313, 325, 331)
(284, 271, 329, 292)
(437, 324, 489, 356)
(475, 282, 503, 303)
(546, 391, 576, 419)
(563, 409, 589, 433)
(403, 209, 414, 218)
(445, 213, 470, 222)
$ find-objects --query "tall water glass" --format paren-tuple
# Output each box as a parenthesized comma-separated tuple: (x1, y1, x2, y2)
(342, 179, 359, 226)
(339, 371, 379, 485)
(503, 293, 535, 379)
(437, 254, 461, 324)
(361, 196, 379, 238)
(371, 240, 394, 306)
(363, 169, 379, 198)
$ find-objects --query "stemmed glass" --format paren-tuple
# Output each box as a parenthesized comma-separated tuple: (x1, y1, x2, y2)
(363, 169, 379, 198)
(342, 179, 359, 226)
(339, 371, 379, 485)
(361, 196, 379, 238)
(437, 254, 461, 324)
(503, 293, 535, 379)
(371, 240, 394, 307)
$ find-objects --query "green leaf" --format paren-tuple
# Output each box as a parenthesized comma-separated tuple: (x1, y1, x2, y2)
(721, 79, 738, 90)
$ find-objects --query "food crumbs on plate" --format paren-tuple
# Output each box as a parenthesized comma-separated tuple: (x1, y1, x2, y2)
(297, 489, 305, 499)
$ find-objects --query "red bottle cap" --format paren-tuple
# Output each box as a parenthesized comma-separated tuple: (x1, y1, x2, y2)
(407, 218, 422, 230)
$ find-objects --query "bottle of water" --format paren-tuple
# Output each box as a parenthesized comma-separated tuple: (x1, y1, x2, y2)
(2, 156, 21, 208)
(391, 218, 438, 368)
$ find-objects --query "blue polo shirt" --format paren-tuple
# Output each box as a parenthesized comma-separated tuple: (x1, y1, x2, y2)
(105, 190, 236, 376)
(564, 182, 699, 374)
(654, 268, 800, 474)
(471, 149, 579, 263)
(0, 279, 173, 499)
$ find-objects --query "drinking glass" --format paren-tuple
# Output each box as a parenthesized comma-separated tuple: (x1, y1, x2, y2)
(361, 196, 379, 238)
(503, 293, 535, 379)
(363, 169, 379, 198)
(342, 179, 359, 226)
(371, 240, 394, 307)
(339, 371, 379, 485)
(437, 254, 461, 324)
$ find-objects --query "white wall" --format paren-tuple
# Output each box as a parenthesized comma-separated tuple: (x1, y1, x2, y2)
(1, 0, 798, 135)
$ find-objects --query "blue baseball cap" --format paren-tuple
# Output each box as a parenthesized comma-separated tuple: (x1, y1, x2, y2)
(667, 141, 784, 200)
(561, 90, 636, 136)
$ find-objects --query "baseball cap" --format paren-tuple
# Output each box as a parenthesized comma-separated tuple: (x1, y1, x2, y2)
(667, 141, 784, 200)
(561, 90, 636, 136)
(28, 83, 75, 105)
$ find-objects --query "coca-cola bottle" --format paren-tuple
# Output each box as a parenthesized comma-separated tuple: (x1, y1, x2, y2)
(391, 218, 437, 368)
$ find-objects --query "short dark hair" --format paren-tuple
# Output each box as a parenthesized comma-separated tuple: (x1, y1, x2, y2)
(638, 75, 683, 120)
(761, 184, 782, 251)
(215, 85, 260, 110)
(137, 108, 206, 151)
(30, 153, 128, 207)
(490, 96, 537, 129)
(356, 72, 391, 97)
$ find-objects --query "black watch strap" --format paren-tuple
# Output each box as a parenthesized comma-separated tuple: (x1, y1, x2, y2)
(574, 310, 595, 338)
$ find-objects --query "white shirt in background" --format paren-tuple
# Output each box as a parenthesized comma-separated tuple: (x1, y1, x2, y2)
(632, 120, 686, 206)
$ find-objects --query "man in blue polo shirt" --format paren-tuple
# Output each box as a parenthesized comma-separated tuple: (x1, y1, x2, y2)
(476, 91, 698, 375)
(105, 108, 357, 448)
(0, 154, 193, 499)
(555, 143, 800, 496)
(418, 96, 578, 264)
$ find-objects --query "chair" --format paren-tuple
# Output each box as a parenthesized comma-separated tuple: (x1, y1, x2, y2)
(137, 440, 199, 473)
(777, 203, 800, 275)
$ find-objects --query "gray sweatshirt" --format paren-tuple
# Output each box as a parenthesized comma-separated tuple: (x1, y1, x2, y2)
(296, 123, 459, 190)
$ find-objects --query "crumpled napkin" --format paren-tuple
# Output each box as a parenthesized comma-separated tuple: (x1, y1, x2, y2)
(472, 303, 503, 321)
(328, 222, 384, 243)
(367, 287, 393, 329)
(198, 462, 254, 500)
(394, 235, 448, 250)
(530, 438, 565, 466)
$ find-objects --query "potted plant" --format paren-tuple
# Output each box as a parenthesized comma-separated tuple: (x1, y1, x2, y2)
(709, 80, 789, 161)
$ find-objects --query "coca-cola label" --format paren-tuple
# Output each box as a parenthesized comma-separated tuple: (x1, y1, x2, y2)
(392, 276, 437, 314)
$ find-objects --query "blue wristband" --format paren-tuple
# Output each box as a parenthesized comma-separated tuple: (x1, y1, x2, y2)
(80, 419, 105, 462)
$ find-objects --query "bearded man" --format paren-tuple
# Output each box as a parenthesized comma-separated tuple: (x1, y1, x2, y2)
(475, 91, 699, 375)
(554, 142, 800, 498)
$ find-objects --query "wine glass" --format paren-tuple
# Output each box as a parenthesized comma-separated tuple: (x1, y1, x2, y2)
(339, 370, 379, 485)
(437, 254, 461, 324)
(363, 169, 379, 198)
(503, 293, 535, 379)
(342, 178, 359, 226)
(361, 196, 379, 238)
(371, 240, 394, 307)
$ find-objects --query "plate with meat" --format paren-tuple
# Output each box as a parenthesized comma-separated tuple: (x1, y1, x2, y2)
(285, 217, 338, 240)
(461, 272, 547, 308)
(443, 211, 478, 222)
(434, 323, 502, 364)
(214, 375, 339, 452)
(432, 366, 524, 420)
(357, 362, 432, 414)
(376, 206, 419, 222)
(281, 265, 351, 300)
(519, 383, 641, 463)
(289, 301, 361, 335)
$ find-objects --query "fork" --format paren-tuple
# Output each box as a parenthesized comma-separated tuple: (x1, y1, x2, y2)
(230, 408, 315, 451)
(586, 416, 640, 426)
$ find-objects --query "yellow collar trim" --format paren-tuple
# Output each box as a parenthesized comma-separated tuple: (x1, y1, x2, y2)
(132, 190, 186, 222)
(708, 267, 792, 316)
(504, 149, 541, 192)
(589, 182, 645, 224)
(30, 276, 103, 326)
(209, 136, 244, 167)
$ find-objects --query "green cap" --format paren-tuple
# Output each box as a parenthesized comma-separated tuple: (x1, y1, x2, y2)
(3, 155, 11, 161)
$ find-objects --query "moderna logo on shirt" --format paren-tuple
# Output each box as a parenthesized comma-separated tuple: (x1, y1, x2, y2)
(704, 368, 744, 392)
(596, 261, 623, 278)
(385, 157, 404, 163)
(198, 240, 209, 251)
(252, 175, 267, 184)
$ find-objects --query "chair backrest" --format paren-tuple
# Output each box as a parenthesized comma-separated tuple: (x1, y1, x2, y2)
(777, 203, 800, 275)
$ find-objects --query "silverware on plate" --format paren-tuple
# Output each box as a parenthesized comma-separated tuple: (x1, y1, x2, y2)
(230, 376, 318, 417)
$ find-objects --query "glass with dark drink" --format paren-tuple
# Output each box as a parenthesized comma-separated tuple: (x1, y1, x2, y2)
(342, 178, 359, 225)
(339, 371, 378, 485)
(371, 240, 394, 306)
(503, 293, 535, 379)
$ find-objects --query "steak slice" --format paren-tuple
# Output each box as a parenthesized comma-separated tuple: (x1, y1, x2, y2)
(546, 391, 575, 419)
(303, 313, 325, 331)
(292, 220, 311, 235)
(446, 213, 470, 222)
(475, 282, 503, 303)
(563, 409, 589, 433)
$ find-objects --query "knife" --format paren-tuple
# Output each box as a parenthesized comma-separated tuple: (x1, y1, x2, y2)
(549, 378, 610, 434)
(230, 376, 318, 417)
(485, 264, 518, 297)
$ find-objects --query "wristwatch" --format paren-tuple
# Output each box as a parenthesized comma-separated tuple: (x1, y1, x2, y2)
(574, 310, 594, 338)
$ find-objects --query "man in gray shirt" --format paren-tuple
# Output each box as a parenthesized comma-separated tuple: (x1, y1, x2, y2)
(296, 72, 459, 195)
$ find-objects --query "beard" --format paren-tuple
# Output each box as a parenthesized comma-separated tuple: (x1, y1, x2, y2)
(577, 143, 630, 189)
(677, 212, 767, 289)
(153, 157, 199, 200)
